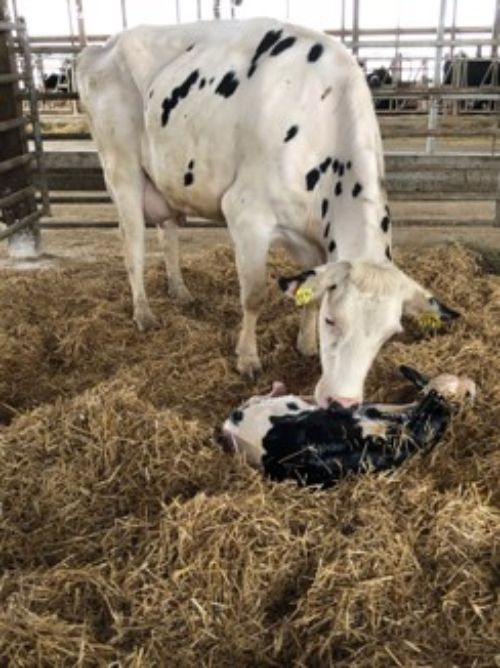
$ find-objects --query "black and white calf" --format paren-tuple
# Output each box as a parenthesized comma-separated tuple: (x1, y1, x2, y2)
(77, 18, 459, 392)
(220, 367, 475, 488)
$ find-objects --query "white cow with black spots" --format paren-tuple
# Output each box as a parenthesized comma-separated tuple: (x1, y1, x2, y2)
(77, 18, 459, 405)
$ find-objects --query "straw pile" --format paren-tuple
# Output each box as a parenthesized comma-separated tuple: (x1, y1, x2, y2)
(0, 244, 498, 666)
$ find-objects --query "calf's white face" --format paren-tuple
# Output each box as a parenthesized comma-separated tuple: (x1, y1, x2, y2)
(279, 262, 459, 407)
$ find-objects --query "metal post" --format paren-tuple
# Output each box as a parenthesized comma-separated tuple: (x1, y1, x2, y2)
(120, 0, 127, 29)
(352, 0, 359, 56)
(74, 0, 86, 47)
(0, 0, 41, 256)
(492, 0, 500, 58)
(340, 0, 345, 44)
(450, 0, 458, 58)
(426, 0, 447, 153)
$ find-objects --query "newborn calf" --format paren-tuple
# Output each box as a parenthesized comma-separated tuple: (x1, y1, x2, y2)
(220, 367, 475, 488)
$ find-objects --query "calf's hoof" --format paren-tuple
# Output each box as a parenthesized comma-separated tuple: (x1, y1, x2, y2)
(237, 354, 262, 379)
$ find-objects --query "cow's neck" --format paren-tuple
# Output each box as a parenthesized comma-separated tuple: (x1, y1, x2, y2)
(331, 194, 392, 265)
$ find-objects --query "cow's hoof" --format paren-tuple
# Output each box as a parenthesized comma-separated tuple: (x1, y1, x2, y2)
(134, 308, 159, 331)
(169, 285, 194, 303)
(237, 355, 262, 379)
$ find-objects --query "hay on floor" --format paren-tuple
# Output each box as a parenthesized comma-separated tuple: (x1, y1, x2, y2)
(0, 244, 498, 666)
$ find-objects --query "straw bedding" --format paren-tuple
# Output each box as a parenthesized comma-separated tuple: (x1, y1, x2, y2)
(0, 244, 498, 666)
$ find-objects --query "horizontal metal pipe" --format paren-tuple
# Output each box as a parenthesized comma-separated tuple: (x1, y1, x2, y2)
(0, 209, 42, 242)
(0, 153, 33, 174)
(0, 185, 36, 209)
(0, 116, 27, 132)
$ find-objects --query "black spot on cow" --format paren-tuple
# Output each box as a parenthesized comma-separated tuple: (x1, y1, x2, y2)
(184, 172, 194, 187)
(321, 198, 329, 217)
(306, 168, 321, 191)
(381, 215, 391, 233)
(324, 222, 331, 238)
(338, 162, 345, 178)
(308, 43, 324, 62)
(328, 240, 337, 253)
(385, 204, 391, 216)
(188, 159, 195, 170)
(270, 36, 297, 57)
(321, 86, 332, 100)
(320, 157, 332, 173)
(186, 43, 195, 52)
(209, 77, 215, 84)
(248, 29, 283, 77)
(215, 71, 240, 98)
(335, 181, 342, 196)
(286, 402, 300, 411)
(230, 409, 244, 425)
(161, 69, 199, 127)
(352, 182, 363, 198)
(346, 160, 352, 169)
(386, 246, 393, 261)
(284, 125, 299, 142)
(332, 159, 339, 173)
(199, 78, 206, 89)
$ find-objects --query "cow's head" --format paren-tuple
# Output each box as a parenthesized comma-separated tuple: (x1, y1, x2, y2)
(279, 261, 459, 408)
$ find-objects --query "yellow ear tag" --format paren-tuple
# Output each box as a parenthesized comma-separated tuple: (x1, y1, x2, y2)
(418, 312, 442, 331)
(295, 286, 314, 306)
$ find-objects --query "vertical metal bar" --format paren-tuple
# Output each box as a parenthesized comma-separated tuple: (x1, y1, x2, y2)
(426, 0, 447, 154)
(120, 0, 128, 29)
(75, 0, 87, 47)
(17, 17, 50, 217)
(340, 0, 345, 43)
(66, 0, 75, 45)
(492, 0, 500, 58)
(450, 0, 457, 58)
(352, 0, 359, 56)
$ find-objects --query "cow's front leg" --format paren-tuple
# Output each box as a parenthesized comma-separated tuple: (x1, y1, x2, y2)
(234, 239, 269, 375)
(297, 303, 318, 357)
(224, 201, 272, 376)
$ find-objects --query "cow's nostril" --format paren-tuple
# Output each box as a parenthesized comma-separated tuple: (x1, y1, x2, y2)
(329, 396, 360, 408)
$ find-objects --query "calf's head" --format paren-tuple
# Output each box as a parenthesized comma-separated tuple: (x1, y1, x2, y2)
(279, 261, 459, 408)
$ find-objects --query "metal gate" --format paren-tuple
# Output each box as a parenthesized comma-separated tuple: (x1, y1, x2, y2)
(0, 3, 49, 257)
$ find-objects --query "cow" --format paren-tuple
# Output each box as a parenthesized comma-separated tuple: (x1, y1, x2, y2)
(219, 366, 476, 488)
(76, 18, 459, 403)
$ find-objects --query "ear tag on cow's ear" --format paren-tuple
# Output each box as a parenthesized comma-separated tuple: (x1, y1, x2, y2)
(295, 286, 314, 306)
(417, 312, 442, 332)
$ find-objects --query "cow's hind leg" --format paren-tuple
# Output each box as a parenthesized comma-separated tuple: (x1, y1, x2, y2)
(222, 196, 274, 376)
(156, 218, 193, 302)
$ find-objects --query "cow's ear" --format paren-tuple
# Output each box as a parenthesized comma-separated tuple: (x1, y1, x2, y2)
(403, 283, 460, 328)
(277, 269, 323, 304)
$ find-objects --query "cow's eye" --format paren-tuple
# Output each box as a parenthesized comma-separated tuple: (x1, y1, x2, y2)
(328, 284, 337, 291)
